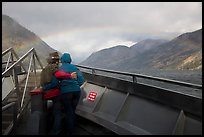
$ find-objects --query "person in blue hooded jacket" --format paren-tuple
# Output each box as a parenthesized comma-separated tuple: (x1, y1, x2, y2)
(59, 53, 84, 94)
(59, 53, 84, 135)
(44, 53, 84, 135)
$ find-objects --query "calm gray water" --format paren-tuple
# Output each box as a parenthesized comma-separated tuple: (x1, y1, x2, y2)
(139, 70, 202, 97)
(2, 69, 202, 100)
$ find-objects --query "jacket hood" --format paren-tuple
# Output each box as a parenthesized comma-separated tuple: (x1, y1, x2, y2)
(60, 53, 72, 63)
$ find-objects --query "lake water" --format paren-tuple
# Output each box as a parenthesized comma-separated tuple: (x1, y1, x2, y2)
(2, 69, 202, 100)
(139, 69, 202, 97)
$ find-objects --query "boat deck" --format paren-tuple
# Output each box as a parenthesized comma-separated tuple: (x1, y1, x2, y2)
(10, 102, 116, 135)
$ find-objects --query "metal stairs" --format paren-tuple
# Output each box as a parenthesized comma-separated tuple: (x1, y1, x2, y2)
(2, 72, 41, 135)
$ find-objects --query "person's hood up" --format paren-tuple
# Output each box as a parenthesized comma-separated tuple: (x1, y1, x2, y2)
(60, 53, 72, 63)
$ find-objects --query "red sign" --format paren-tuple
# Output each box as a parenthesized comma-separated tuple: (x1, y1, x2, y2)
(87, 91, 97, 102)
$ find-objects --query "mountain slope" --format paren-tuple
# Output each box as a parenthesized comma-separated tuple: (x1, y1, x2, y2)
(2, 14, 60, 67)
(80, 29, 202, 71)
(81, 45, 130, 68)
(147, 29, 202, 70)
(80, 39, 168, 69)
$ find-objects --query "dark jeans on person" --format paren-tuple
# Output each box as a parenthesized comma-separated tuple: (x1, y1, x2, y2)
(51, 91, 80, 135)
(51, 95, 61, 135)
(52, 91, 80, 135)
(60, 92, 81, 135)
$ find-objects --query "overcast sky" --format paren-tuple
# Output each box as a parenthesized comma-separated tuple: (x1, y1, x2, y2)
(2, 2, 202, 63)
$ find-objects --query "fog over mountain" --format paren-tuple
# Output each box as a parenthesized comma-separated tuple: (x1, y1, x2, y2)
(80, 29, 202, 72)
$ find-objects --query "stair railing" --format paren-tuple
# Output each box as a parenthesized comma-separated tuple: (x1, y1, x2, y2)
(2, 47, 44, 110)
(2, 47, 44, 135)
(2, 102, 17, 135)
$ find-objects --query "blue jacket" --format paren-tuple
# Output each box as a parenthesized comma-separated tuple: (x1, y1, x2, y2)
(59, 53, 84, 93)
(42, 76, 59, 92)
(42, 53, 84, 94)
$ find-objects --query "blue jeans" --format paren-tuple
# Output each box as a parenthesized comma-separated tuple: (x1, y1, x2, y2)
(61, 92, 80, 135)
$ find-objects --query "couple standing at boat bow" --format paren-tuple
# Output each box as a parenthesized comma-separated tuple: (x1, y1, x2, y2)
(40, 51, 85, 135)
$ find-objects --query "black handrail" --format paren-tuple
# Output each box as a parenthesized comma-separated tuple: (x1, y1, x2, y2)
(76, 64, 202, 90)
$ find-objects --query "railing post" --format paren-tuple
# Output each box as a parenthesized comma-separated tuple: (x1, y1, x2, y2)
(11, 48, 27, 73)
(92, 69, 96, 75)
(33, 54, 37, 88)
(2, 52, 12, 84)
(12, 102, 18, 134)
(133, 75, 137, 83)
(21, 53, 33, 108)
(33, 49, 44, 69)
(11, 52, 20, 112)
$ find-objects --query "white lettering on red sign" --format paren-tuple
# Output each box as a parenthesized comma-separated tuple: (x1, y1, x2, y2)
(87, 91, 97, 102)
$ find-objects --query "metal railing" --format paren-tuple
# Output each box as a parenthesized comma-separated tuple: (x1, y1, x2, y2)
(2, 47, 44, 135)
(2, 48, 27, 84)
(76, 64, 202, 135)
(76, 65, 202, 90)
(2, 102, 17, 135)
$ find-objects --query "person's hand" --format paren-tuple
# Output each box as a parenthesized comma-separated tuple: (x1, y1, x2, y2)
(71, 72, 77, 79)
(30, 87, 44, 95)
(39, 87, 46, 94)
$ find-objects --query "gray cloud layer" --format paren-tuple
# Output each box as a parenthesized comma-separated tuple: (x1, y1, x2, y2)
(2, 2, 202, 63)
